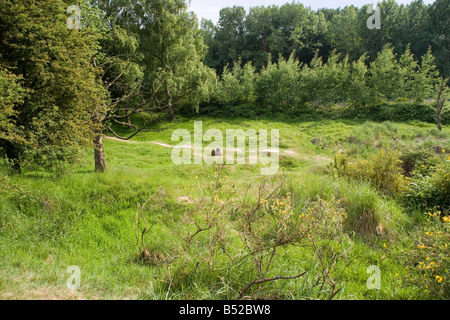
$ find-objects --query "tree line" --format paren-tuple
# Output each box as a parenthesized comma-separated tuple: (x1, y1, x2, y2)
(201, 0, 449, 78)
(212, 45, 437, 104)
(0, 0, 448, 173)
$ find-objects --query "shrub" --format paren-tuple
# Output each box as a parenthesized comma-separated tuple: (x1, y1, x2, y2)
(212, 61, 257, 107)
(137, 169, 352, 299)
(402, 151, 450, 213)
(331, 149, 406, 196)
(255, 54, 302, 115)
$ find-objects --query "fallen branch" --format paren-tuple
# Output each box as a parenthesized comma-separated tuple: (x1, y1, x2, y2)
(237, 271, 307, 300)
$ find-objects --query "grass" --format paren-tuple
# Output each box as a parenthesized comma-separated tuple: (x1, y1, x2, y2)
(0, 117, 449, 300)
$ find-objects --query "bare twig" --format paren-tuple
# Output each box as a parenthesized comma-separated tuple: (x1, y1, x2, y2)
(237, 271, 308, 300)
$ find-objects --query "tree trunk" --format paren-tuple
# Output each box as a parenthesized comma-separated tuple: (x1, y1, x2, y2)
(166, 85, 176, 121)
(1, 139, 21, 173)
(437, 106, 442, 132)
(168, 104, 176, 121)
(436, 82, 447, 132)
(94, 130, 107, 173)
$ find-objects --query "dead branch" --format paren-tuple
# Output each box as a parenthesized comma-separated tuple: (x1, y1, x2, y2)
(237, 271, 308, 300)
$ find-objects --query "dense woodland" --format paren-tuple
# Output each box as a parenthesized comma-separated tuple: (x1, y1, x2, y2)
(201, 0, 450, 77)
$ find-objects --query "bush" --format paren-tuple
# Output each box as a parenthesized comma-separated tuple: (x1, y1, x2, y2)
(211, 61, 257, 107)
(331, 149, 406, 196)
(137, 169, 352, 299)
(402, 151, 450, 213)
(254, 54, 302, 115)
(0, 67, 24, 141)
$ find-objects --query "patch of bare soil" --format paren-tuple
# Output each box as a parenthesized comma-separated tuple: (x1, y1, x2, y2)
(0, 288, 87, 300)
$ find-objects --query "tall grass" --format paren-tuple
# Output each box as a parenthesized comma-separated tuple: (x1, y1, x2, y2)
(0, 119, 448, 300)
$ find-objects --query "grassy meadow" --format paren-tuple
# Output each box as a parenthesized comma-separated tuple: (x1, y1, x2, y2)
(0, 117, 449, 300)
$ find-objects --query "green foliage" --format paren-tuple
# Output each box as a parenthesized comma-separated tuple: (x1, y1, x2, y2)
(0, 68, 25, 144)
(204, 43, 444, 121)
(429, 0, 450, 78)
(207, 3, 328, 72)
(402, 152, 450, 213)
(327, 6, 363, 61)
(368, 45, 403, 102)
(0, 0, 105, 169)
(331, 149, 406, 196)
(402, 210, 450, 299)
(201, 0, 449, 79)
(212, 61, 256, 106)
(138, 0, 216, 116)
(255, 54, 302, 114)
(299, 51, 357, 105)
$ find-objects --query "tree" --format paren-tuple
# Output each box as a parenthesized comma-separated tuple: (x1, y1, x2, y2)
(87, 0, 215, 172)
(0, 68, 25, 172)
(87, 0, 165, 172)
(255, 54, 301, 114)
(289, 6, 329, 65)
(212, 6, 247, 72)
(436, 78, 448, 132)
(244, 5, 277, 70)
(368, 45, 402, 102)
(402, 0, 433, 60)
(92, 24, 146, 172)
(138, 0, 216, 121)
(429, 0, 450, 78)
(327, 6, 364, 61)
(244, 3, 329, 70)
(200, 18, 219, 69)
(0, 0, 105, 172)
(412, 47, 440, 102)
(212, 60, 257, 107)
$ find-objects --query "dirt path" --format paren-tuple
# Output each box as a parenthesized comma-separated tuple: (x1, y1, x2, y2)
(104, 136, 330, 164)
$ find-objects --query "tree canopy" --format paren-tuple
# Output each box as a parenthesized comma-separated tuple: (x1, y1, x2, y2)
(0, 0, 448, 172)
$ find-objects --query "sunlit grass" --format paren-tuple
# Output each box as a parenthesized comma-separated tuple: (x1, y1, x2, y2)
(0, 117, 448, 299)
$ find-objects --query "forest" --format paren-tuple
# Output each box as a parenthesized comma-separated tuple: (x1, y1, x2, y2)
(0, 0, 449, 302)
